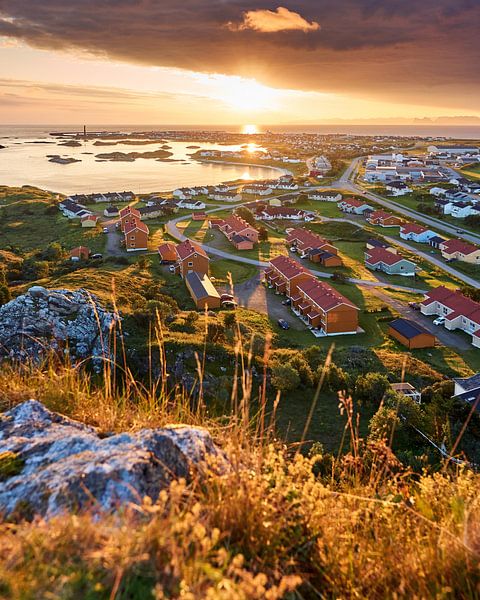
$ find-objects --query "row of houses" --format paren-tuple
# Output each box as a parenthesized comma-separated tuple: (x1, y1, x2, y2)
(255, 206, 315, 221)
(67, 191, 134, 204)
(264, 256, 359, 336)
(363, 152, 447, 183)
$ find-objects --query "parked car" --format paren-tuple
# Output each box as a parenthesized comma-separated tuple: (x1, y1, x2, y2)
(168, 265, 175, 273)
(221, 300, 237, 308)
(281, 298, 291, 306)
(433, 316, 445, 326)
(220, 293, 234, 302)
(289, 246, 297, 253)
(277, 319, 290, 330)
(91, 253, 103, 260)
(103, 227, 109, 233)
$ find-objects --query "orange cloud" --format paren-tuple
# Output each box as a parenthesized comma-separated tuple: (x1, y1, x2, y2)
(229, 6, 320, 33)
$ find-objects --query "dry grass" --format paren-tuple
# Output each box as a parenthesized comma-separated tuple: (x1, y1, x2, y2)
(1, 311, 480, 598)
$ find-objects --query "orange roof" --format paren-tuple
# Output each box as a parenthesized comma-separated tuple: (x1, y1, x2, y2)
(157, 242, 177, 261)
(119, 206, 140, 218)
(81, 215, 98, 222)
(297, 278, 358, 313)
(176, 239, 208, 260)
(400, 223, 427, 235)
(342, 198, 366, 208)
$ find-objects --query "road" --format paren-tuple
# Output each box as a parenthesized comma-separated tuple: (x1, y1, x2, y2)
(337, 156, 480, 245)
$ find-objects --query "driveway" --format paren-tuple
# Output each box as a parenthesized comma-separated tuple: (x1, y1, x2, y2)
(234, 274, 304, 330)
(102, 220, 124, 257)
(370, 287, 471, 351)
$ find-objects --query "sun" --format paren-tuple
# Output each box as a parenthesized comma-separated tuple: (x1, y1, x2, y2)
(242, 124, 258, 135)
(219, 77, 279, 112)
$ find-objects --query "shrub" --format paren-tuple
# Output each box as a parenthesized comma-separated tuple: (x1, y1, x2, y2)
(355, 372, 390, 404)
(271, 363, 300, 392)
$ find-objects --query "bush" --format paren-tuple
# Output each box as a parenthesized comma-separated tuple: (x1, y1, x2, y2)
(271, 363, 300, 392)
(355, 372, 390, 404)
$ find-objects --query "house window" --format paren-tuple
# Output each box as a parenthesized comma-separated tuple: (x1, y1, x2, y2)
(188, 262, 193, 267)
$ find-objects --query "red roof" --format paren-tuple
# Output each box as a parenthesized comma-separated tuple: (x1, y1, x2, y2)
(176, 239, 208, 260)
(269, 255, 312, 280)
(440, 239, 479, 256)
(81, 215, 98, 222)
(400, 223, 427, 235)
(119, 206, 140, 218)
(365, 247, 407, 266)
(262, 206, 303, 217)
(157, 242, 177, 261)
(297, 278, 358, 313)
(369, 210, 399, 222)
(341, 198, 366, 208)
(124, 219, 149, 234)
(422, 286, 480, 325)
(286, 228, 332, 251)
(220, 215, 256, 235)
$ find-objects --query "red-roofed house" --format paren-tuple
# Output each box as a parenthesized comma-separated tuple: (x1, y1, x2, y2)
(337, 198, 373, 214)
(174, 240, 209, 278)
(264, 256, 313, 297)
(292, 278, 359, 335)
(286, 228, 342, 267)
(157, 242, 177, 263)
(367, 210, 403, 227)
(399, 223, 436, 243)
(439, 239, 480, 264)
(365, 247, 418, 276)
(124, 219, 149, 251)
(210, 214, 259, 250)
(81, 214, 99, 228)
(420, 286, 480, 347)
(70, 246, 90, 261)
(119, 206, 141, 233)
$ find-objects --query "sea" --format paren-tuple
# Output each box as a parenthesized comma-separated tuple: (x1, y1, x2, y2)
(1, 124, 479, 195)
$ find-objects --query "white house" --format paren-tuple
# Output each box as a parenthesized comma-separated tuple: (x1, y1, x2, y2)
(308, 191, 342, 202)
(399, 223, 437, 243)
(338, 198, 373, 214)
(386, 181, 412, 196)
(176, 199, 206, 210)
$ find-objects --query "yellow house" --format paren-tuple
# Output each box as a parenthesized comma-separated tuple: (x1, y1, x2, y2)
(81, 215, 99, 228)
(269, 198, 282, 207)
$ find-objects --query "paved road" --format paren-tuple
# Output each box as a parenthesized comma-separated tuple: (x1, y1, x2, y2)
(338, 156, 480, 245)
(320, 216, 479, 288)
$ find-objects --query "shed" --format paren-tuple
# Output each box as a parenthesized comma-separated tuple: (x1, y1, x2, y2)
(388, 318, 436, 349)
(185, 272, 221, 309)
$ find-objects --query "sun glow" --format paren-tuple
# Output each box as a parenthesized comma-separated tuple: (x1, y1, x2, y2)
(242, 125, 258, 135)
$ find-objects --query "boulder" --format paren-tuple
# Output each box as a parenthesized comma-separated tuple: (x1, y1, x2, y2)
(0, 400, 225, 519)
(0, 287, 118, 368)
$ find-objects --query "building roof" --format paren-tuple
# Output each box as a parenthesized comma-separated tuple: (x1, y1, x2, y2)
(221, 214, 256, 235)
(388, 318, 433, 340)
(157, 242, 177, 261)
(261, 206, 303, 217)
(400, 223, 428, 235)
(81, 215, 98, 222)
(269, 255, 311, 280)
(340, 198, 367, 208)
(440, 239, 479, 256)
(296, 278, 358, 313)
(119, 205, 140, 218)
(453, 373, 480, 393)
(124, 219, 149, 235)
(286, 228, 331, 250)
(421, 286, 480, 325)
(185, 271, 220, 300)
(176, 239, 208, 260)
(365, 248, 408, 266)
(367, 238, 390, 249)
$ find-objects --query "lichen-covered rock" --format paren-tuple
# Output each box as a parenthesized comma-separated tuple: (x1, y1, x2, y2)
(0, 400, 225, 518)
(0, 287, 118, 368)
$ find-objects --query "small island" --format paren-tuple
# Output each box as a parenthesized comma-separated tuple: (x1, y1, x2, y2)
(59, 140, 82, 147)
(95, 148, 173, 162)
(47, 155, 81, 165)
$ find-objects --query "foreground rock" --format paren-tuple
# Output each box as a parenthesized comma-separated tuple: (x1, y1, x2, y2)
(0, 401, 225, 518)
(0, 286, 117, 366)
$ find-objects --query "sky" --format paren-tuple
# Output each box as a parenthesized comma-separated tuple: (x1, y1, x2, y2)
(0, 1, 479, 125)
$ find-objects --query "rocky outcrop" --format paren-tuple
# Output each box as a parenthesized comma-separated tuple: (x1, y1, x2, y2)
(0, 287, 117, 368)
(0, 400, 225, 518)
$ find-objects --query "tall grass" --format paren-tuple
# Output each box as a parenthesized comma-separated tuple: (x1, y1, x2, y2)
(1, 286, 480, 598)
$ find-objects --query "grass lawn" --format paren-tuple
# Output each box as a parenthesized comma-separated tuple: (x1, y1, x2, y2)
(210, 258, 257, 286)
(461, 163, 480, 180)
(205, 225, 288, 262)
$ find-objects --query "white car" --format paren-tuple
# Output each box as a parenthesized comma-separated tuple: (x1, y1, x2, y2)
(103, 227, 109, 233)
(433, 316, 445, 326)
(168, 265, 175, 273)
(289, 246, 297, 252)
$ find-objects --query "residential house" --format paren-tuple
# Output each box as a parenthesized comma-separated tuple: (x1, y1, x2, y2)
(399, 223, 436, 243)
(124, 219, 149, 252)
(81, 215, 99, 228)
(185, 272, 221, 310)
(367, 210, 403, 227)
(211, 215, 259, 251)
(157, 242, 177, 263)
(264, 256, 312, 297)
(430, 187, 448, 197)
(308, 191, 342, 202)
(366, 239, 398, 253)
(365, 247, 418, 276)
(388, 318, 436, 349)
(173, 187, 195, 199)
(420, 286, 480, 348)
(209, 191, 242, 203)
(256, 206, 314, 221)
(291, 278, 359, 336)
(70, 246, 90, 261)
(119, 206, 141, 232)
(452, 374, 480, 410)
(242, 184, 273, 196)
(286, 228, 342, 267)
(174, 240, 210, 278)
(338, 198, 373, 214)
(58, 199, 92, 220)
(428, 235, 447, 249)
(192, 212, 207, 221)
(439, 239, 480, 264)
(176, 199, 206, 210)
(386, 181, 412, 196)
(104, 205, 119, 218)
(390, 383, 422, 403)
(138, 204, 165, 220)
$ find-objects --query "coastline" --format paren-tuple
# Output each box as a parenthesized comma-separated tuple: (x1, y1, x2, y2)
(194, 157, 293, 177)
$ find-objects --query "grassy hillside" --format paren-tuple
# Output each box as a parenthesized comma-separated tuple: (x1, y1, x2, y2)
(0, 360, 479, 599)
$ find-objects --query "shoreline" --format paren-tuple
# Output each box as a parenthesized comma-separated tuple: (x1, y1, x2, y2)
(194, 157, 293, 178)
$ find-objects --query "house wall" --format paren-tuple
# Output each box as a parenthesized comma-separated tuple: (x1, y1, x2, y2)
(388, 327, 435, 349)
(126, 230, 148, 251)
(325, 305, 358, 334)
(179, 253, 209, 278)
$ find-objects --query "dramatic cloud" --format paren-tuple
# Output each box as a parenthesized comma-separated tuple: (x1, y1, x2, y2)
(228, 6, 320, 33)
(0, 1, 478, 111)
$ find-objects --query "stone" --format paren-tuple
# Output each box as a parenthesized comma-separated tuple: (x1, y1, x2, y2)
(0, 400, 226, 519)
(0, 288, 119, 369)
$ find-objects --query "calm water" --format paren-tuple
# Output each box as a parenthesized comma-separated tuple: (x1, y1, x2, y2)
(0, 126, 285, 194)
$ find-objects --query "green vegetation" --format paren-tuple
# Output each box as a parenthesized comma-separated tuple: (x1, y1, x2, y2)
(0, 451, 24, 481)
